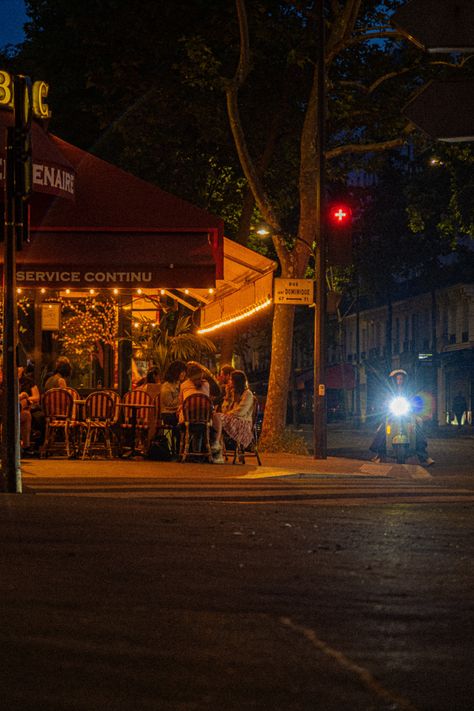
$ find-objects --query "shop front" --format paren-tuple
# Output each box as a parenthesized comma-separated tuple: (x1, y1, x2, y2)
(1, 101, 224, 392)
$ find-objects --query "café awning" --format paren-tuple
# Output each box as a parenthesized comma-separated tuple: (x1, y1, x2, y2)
(2, 132, 224, 289)
(188, 238, 277, 333)
(0, 114, 75, 202)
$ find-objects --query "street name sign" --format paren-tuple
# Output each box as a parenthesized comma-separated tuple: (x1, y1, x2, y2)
(274, 278, 314, 305)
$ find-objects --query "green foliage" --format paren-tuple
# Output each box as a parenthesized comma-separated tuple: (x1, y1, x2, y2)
(130, 312, 216, 378)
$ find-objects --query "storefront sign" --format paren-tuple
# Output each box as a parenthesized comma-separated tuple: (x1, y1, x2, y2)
(274, 278, 314, 305)
(41, 303, 61, 330)
(16, 269, 154, 288)
(0, 70, 51, 118)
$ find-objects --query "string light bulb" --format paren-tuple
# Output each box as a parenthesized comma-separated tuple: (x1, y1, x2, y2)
(197, 297, 272, 334)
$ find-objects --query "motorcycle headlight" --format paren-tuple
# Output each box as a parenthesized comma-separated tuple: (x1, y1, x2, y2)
(389, 396, 410, 416)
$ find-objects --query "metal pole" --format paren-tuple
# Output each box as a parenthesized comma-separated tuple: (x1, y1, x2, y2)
(313, 0, 327, 459)
(1, 126, 21, 492)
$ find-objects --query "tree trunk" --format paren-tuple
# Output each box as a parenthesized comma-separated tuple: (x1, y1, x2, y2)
(261, 304, 295, 438)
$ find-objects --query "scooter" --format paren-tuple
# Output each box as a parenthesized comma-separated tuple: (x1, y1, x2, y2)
(385, 396, 417, 464)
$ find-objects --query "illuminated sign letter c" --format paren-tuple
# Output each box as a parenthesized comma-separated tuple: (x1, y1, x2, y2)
(32, 80, 51, 119)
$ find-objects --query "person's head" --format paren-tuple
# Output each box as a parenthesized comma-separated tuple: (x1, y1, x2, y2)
(187, 363, 204, 387)
(164, 360, 187, 383)
(219, 364, 234, 384)
(146, 367, 160, 384)
(389, 369, 407, 388)
(230, 370, 248, 398)
(55, 357, 72, 378)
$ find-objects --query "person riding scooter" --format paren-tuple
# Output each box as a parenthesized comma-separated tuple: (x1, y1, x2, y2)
(369, 369, 434, 466)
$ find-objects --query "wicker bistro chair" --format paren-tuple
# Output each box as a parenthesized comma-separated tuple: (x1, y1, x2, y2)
(120, 389, 154, 456)
(100, 389, 122, 455)
(41, 388, 77, 458)
(81, 391, 115, 459)
(180, 393, 213, 463)
(226, 394, 262, 466)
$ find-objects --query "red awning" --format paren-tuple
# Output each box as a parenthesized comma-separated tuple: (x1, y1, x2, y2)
(0, 114, 75, 201)
(1, 125, 224, 288)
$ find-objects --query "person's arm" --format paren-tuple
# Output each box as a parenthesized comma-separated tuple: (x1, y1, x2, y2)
(19, 391, 30, 409)
(28, 384, 41, 405)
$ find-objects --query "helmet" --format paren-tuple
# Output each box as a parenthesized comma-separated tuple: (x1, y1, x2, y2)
(389, 369, 408, 378)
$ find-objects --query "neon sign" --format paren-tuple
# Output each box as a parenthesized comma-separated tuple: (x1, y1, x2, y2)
(0, 70, 51, 119)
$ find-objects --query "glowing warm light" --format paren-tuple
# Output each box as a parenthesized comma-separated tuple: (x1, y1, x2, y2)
(137, 288, 142, 294)
(16, 288, 22, 294)
(65, 288, 70, 295)
(256, 226, 270, 236)
(113, 288, 119, 295)
(160, 289, 165, 295)
(133, 321, 140, 328)
(89, 289, 95, 295)
(197, 297, 272, 334)
(184, 289, 189, 294)
(40, 288, 46, 294)
(208, 288, 214, 294)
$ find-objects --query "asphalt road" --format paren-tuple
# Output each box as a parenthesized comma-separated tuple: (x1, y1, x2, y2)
(1, 427, 473, 711)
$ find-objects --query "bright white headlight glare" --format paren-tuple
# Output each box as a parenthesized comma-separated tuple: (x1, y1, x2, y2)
(389, 396, 410, 416)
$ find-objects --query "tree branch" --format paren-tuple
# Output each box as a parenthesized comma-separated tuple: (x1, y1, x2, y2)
(224, 0, 287, 255)
(326, 124, 416, 159)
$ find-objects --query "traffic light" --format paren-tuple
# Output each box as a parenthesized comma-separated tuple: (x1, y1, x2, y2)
(326, 203, 352, 266)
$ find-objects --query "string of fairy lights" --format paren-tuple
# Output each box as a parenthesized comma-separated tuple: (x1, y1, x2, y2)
(1, 285, 271, 361)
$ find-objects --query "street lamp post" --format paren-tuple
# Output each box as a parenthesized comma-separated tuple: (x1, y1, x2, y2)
(313, 0, 327, 459)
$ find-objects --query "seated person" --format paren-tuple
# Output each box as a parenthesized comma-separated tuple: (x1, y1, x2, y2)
(217, 370, 255, 463)
(216, 364, 234, 413)
(159, 360, 187, 456)
(43, 357, 72, 391)
(179, 363, 223, 459)
(19, 364, 45, 450)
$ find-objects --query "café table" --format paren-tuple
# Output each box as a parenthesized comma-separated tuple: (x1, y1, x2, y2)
(119, 402, 155, 459)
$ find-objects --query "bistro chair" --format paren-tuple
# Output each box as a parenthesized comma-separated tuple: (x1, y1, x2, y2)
(227, 394, 262, 466)
(81, 391, 115, 459)
(100, 389, 122, 455)
(120, 389, 154, 456)
(41, 388, 77, 458)
(180, 393, 213, 463)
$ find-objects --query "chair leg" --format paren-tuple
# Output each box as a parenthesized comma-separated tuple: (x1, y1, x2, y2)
(204, 424, 213, 463)
(181, 424, 190, 462)
(82, 424, 92, 459)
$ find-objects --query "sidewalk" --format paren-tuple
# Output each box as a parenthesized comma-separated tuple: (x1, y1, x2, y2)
(20, 450, 433, 483)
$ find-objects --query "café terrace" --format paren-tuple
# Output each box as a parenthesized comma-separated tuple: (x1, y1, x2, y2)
(0, 72, 276, 392)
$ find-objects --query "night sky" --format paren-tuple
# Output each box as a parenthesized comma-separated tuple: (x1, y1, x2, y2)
(0, 0, 27, 49)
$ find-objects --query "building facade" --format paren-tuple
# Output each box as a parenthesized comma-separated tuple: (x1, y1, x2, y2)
(343, 282, 474, 425)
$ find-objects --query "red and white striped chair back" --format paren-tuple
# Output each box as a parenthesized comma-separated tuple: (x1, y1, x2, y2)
(122, 389, 153, 426)
(182, 393, 212, 424)
(42, 388, 74, 420)
(100, 389, 121, 424)
(84, 391, 115, 422)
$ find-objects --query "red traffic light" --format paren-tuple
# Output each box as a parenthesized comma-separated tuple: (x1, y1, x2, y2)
(328, 204, 352, 226)
(327, 203, 352, 266)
